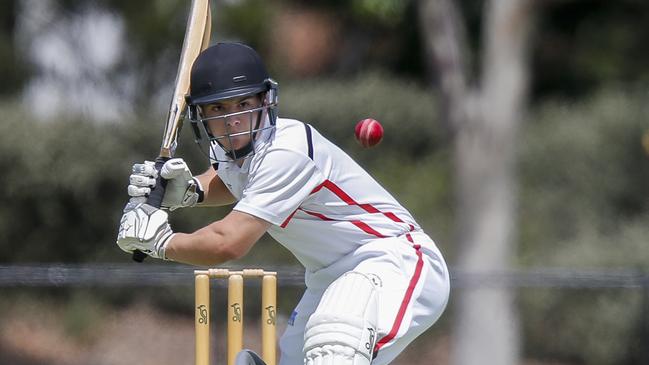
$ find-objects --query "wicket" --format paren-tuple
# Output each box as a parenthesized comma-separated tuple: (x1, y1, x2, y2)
(194, 268, 277, 365)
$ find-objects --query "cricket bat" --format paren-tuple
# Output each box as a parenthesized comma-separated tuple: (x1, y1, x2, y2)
(132, 0, 212, 262)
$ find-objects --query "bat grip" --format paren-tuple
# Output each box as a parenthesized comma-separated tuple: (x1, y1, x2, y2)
(132, 156, 171, 263)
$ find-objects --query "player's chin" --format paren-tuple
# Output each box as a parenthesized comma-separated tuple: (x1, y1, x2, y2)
(230, 136, 252, 150)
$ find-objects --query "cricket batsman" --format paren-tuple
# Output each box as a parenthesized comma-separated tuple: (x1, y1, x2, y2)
(117, 42, 450, 365)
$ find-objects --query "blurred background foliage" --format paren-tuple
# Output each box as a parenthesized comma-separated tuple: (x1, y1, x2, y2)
(0, 0, 648, 364)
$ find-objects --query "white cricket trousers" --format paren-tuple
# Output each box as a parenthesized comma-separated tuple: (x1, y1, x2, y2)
(278, 231, 450, 365)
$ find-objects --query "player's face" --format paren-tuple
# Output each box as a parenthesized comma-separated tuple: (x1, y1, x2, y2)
(200, 95, 263, 152)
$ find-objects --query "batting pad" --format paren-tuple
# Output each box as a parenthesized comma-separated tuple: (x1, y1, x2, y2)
(303, 271, 379, 365)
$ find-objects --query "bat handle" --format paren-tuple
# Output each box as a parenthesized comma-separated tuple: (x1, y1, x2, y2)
(132, 156, 171, 263)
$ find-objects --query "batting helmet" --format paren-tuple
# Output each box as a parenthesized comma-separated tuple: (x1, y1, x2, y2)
(186, 42, 278, 162)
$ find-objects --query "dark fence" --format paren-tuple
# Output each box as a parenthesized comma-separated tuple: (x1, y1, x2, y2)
(1, 264, 649, 289)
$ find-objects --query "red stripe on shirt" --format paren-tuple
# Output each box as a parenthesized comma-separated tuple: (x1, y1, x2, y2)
(350, 220, 386, 238)
(301, 209, 386, 238)
(301, 209, 334, 221)
(359, 203, 380, 214)
(321, 180, 407, 223)
(310, 183, 325, 194)
(373, 244, 424, 356)
(383, 212, 403, 223)
(285, 179, 410, 233)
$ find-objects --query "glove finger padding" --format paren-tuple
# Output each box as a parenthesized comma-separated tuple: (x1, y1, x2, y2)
(116, 202, 174, 260)
(127, 158, 201, 210)
(160, 158, 192, 180)
(129, 174, 156, 187)
(132, 161, 158, 178)
(128, 185, 151, 197)
(128, 161, 158, 198)
(159, 158, 201, 211)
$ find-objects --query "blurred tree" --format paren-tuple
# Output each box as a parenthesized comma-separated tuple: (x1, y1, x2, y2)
(419, 0, 535, 364)
(4, 0, 649, 104)
(532, 0, 649, 99)
(517, 91, 649, 363)
(98, 0, 192, 110)
(0, 0, 26, 96)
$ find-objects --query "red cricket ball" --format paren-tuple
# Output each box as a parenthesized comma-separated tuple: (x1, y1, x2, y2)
(354, 118, 384, 148)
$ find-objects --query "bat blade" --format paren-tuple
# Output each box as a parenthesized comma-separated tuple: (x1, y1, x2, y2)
(160, 0, 212, 158)
(132, 0, 212, 263)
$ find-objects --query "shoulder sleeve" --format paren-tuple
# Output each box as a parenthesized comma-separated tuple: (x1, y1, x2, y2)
(233, 148, 325, 226)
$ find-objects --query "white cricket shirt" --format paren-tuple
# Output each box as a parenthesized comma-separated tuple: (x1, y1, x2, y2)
(213, 118, 421, 271)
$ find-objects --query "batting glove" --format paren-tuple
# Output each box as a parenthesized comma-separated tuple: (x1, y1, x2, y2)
(116, 201, 175, 260)
(128, 158, 203, 211)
